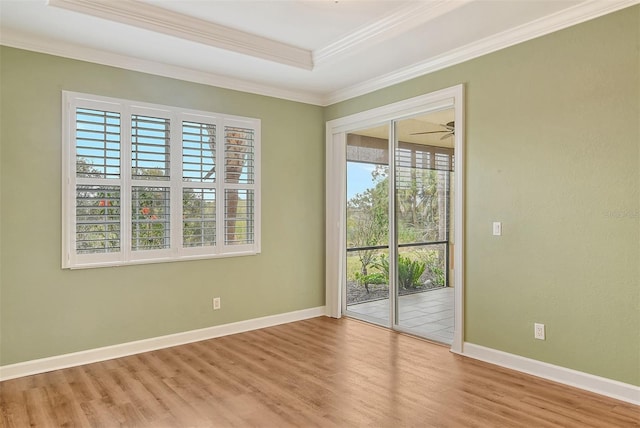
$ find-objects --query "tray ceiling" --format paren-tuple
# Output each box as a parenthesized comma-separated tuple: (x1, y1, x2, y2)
(0, 0, 637, 105)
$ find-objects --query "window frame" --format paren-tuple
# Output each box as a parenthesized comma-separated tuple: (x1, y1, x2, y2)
(62, 91, 261, 269)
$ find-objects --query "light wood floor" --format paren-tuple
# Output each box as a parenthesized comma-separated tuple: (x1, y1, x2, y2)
(1, 317, 638, 427)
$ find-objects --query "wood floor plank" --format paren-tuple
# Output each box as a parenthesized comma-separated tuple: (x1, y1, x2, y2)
(24, 387, 58, 428)
(1, 316, 638, 427)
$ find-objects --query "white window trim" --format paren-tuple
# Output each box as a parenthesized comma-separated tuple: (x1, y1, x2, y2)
(62, 91, 261, 269)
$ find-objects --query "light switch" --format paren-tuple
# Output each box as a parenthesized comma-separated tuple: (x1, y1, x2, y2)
(492, 222, 502, 236)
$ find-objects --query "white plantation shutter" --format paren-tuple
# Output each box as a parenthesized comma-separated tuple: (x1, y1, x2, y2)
(131, 186, 171, 251)
(131, 115, 171, 181)
(223, 123, 258, 248)
(130, 111, 172, 257)
(75, 108, 121, 179)
(395, 145, 453, 195)
(181, 119, 217, 250)
(63, 92, 260, 268)
(225, 189, 254, 245)
(182, 121, 215, 182)
(66, 103, 124, 267)
(224, 126, 255, 185)
(434, 152, 452, 171)
(75, 186, 121, 254)
(183, 188, 216, 247)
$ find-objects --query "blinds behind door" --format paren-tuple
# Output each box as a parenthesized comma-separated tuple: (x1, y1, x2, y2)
(346, 134, 454, 172)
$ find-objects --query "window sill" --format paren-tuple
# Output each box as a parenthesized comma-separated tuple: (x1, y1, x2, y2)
(65, 250, 261, 270)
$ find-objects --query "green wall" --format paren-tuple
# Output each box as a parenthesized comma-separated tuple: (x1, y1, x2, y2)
(0, 47, 325, 365)
(327, 6, 639, 385)
(1, 5, 638, 387)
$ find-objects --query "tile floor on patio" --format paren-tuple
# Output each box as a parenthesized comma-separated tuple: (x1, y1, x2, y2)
(346, 286, 454, 345)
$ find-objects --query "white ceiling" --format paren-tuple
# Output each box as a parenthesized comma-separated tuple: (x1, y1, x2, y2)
(0, 0, 637, 105)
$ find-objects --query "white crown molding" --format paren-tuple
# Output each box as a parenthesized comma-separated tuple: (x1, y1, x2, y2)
(2, 0, 637, 106)
(313, 0, 473, 65)
(0, 306, 327, 381)
(0, 29, 325, 106)
(460, 343, 640, 406)
(47, 0, 313, 70)
(324, 0, 640, 105)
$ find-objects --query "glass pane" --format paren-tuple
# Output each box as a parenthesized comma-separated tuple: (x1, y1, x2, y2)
(345, 247, 390, 323)
(396, 244, 453, 343)
(132, 115, 170, 180)
(224, 126, 254, 184)
(345, 126, 390, 325)
(183, 121, 215, 182)
(394, 109, 454, 345)
(395, 167, 450, 244)
(76, 108, 121, 179)
(224, 189, 253, 245)
(183, 188, 216, 247)
(76, 185, 120, 254)
(132, 186, 170, 250)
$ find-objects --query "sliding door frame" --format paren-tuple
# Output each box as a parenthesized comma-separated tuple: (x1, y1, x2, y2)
(325, 84, 465, 353)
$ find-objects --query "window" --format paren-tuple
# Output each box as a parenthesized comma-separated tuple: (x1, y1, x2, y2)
(62, 92, 260, 268)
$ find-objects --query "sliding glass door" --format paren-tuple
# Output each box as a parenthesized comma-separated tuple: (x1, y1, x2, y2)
(343, 110, 455, 344)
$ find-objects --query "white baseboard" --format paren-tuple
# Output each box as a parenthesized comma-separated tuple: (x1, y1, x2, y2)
(0, 306, 327, 382)
(460, 342, 640, 406)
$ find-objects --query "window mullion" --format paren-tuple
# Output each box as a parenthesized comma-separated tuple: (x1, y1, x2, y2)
(216, 117, 225, 250)
(171, 112, 182, 256)
(76, 177, 122, 186)
(121, 105, 132, 264)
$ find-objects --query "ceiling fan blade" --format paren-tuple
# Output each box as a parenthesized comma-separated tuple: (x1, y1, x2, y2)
(410, 130, 447, 135)
(412, 121, 455, 136)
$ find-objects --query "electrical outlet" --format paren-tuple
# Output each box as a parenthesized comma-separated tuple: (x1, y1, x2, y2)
(534, 323, 545, 340)
(213, 297, 221, 310)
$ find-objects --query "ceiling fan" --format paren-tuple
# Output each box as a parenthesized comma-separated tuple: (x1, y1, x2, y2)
(411, 121, 455, 140)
